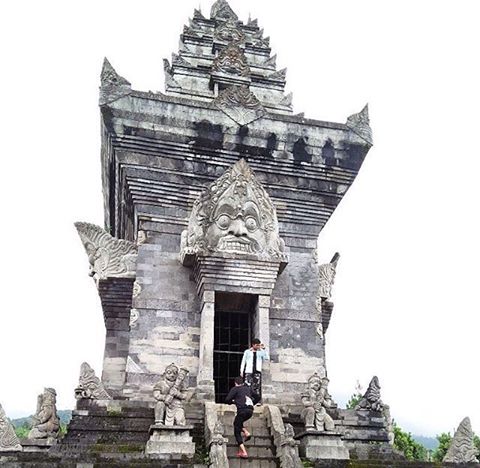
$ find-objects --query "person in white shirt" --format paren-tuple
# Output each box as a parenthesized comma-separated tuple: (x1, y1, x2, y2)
(240, 338, 269, 401)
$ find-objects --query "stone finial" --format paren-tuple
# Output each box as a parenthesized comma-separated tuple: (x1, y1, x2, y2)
(74, 222, 137, 281)
(180, 158, 287, 266)
(28, 388, 60, 440)
(210, 0, 238, 21)
(280, 423, 303, 468)
(214, 86, 266, 126)
(99, 58, 132, 106)
(443, 417, 479, 463)
(356, 376, 384, 412)
(209, 421, 229, 467)
(75, 362, 112, 400)
(346, 104, 373, 146)
(0, 403, 22, 452)
(153, 364, 191, 426)
(318, 252, 340, 301)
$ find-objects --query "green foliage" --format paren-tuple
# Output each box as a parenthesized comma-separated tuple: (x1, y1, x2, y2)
(14, 422, 30, 439)
(393, 423, 428, 461)
(346, 393, 362, 410)
(431, 432, 451, 462)
(301, 459, 314, 467)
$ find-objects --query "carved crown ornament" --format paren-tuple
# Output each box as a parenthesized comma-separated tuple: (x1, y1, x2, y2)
(214, 85, 266, 126)
(212, 44, 250, 77)
(74, 222, 138, 282)
(180, 159, 288, 269)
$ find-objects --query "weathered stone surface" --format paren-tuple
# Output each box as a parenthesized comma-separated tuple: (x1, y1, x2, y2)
(265, 405, 302, 468)
(28, 388, 60, 440)
(145, 424, 195, 459)
(356, 376, 384, 412)
(209, 421, 229, 467)
(75, 362, 112, 401)
(153, 364, 192, 426)
(443, 417, 479, 463)
(301, 373, 335, 432)
(180, 159, 287, 266)
(0, 403, 22, 452)
(346, 104, 373, 146)
(74, 222, 137, 281)
(297, 432, 349, 461)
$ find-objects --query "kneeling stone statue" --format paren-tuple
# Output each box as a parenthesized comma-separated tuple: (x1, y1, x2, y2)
(28, 388, 60, 439)
(301, 374, 334, 432)
(153, 363, 190, 426)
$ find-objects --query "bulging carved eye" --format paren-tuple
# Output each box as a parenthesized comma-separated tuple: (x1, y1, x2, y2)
(216, 214, 231, 230)
(245, 216, 258, 232)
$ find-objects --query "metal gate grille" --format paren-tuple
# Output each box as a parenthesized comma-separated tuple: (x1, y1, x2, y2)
(214, 310, 251, 403)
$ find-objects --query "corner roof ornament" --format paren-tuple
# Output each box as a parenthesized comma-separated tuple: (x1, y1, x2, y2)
(346, 104, 373, 146)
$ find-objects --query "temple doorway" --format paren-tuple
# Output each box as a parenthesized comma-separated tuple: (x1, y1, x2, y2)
(213, 292, 256, 403)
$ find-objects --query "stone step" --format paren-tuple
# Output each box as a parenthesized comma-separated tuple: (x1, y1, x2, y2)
(228, 457, 278, 468)
(224, 426, 271, 437)
(227, 444, 275, 458)
(226, 435, 272, 446)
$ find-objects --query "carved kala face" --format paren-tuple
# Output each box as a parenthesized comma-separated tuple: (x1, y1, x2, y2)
(206, 197, 266, 255)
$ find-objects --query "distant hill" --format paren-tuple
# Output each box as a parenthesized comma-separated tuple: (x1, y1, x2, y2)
(412, 435, 438, 450)
(11, 410, 72, 428)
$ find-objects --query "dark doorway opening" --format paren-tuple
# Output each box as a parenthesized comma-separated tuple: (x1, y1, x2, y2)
(214, 293, 256, 403)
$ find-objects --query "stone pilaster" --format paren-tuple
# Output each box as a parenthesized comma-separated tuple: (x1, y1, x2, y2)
(197, 290, 215, 400)
(97, 277, 135, 391)
(255, 295, 274, 401)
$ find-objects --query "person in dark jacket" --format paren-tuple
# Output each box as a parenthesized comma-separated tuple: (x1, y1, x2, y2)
(225, 376, 260, 458)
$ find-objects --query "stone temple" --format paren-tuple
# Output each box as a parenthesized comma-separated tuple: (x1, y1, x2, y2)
(8, 1, 474, 467)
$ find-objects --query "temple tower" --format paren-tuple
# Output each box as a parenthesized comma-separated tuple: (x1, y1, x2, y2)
(90, 0, 372, 405)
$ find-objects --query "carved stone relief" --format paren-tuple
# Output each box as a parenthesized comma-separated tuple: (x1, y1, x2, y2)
(213, 44, 250, 77)
(153, 364, 191, 426)
(210, 0, 238, 22)
(28, 388, 60, 439)
(74, 222, 137, 281)
(0, 403, 22, 452)
(180, 159, 287, 265)
(356, 376, 384, 412)
(75, 362, 112, 400)
(346, 104, 373, 145)
(301, 374, 335, 432)
(443, 417, 479, 463)
(214, 86, 266, 125)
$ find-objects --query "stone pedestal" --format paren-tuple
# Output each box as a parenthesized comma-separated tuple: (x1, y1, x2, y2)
(296, 431, 349, 460)
(145, 424, 195, 459)
(20, 438, 57, 453)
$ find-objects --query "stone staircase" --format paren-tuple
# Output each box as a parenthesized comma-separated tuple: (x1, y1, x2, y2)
(216, 404, 279, 468)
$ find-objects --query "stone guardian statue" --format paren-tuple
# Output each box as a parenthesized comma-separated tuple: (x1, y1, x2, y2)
(153, 363, 191, 426)
(28, 388, 60, 439)
(301, 374, 335, 432)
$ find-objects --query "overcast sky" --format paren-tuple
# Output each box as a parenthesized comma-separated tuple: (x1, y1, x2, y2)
(1, 0, 479, 438)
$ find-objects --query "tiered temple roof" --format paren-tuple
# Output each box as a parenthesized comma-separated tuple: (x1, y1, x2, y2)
(163, 0, 293, 116)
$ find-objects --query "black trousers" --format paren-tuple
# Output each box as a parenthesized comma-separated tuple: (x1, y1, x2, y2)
(244, 372, 262, 400)
(234, 407, 253, 445)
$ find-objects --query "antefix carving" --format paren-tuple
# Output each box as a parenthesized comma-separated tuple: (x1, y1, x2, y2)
(75, 222, 137, 280)
(75, 362, 112, 401)
(180, 159, 287, 266)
